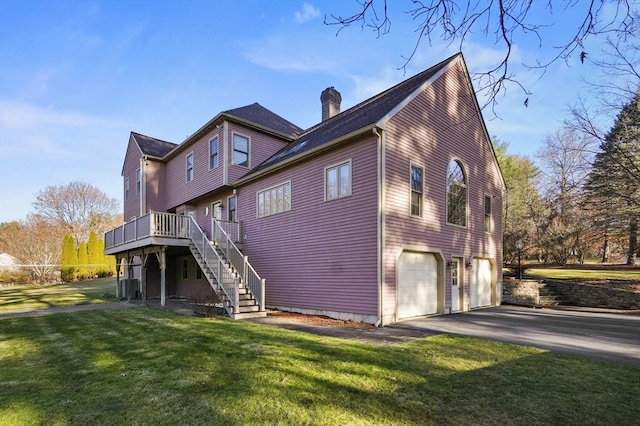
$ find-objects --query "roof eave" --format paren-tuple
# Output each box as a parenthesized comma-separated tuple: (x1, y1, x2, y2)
(163, 113, 297, 162)
(235, 124, 380, 186)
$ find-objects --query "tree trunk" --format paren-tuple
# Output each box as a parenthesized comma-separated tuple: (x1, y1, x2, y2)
(601, 234, 609, 263)
(628, 216, 638, 265)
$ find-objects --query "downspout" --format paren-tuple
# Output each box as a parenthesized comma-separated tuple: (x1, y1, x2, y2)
(373, 127, 385, 327)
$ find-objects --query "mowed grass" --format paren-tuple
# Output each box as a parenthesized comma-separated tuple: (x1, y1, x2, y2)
(0, 278, 116, 313)
(1, 307, 638, 426)
(526, 267, 640, 281)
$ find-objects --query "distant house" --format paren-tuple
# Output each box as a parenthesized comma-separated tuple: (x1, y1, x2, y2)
(104, 53, 505, 325)
(0, 253, 19, 271)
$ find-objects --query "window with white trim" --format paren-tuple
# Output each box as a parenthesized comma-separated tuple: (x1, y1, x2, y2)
(232, 133, 249, 167)
(258, 181, 291, 218)
(484, 195, 492, 233)
(228, 195, 237, 222)
(325, 160, 351, 201)
(210, 137, 219, 169)
(136, 168, 141, 194)
(410, 164, 423, 217)
(124, 177, 130, 201)
(186, 152, 194, 182)
(446, 160, 467, 226)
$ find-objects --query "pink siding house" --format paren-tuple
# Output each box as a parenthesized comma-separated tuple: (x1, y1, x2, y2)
(105, 53, 505, 324)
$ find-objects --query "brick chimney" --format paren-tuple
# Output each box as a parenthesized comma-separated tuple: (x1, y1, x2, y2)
(321, 87, 341, 121)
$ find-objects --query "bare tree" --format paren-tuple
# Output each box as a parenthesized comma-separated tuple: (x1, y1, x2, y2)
(0, 215, 64, 283)
(33, 181, 119, 244)
(536, 128, 595, 264)
(325, 0, 637, 114)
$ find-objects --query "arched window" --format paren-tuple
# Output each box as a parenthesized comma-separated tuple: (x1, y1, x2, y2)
(447, 160, 467, 226)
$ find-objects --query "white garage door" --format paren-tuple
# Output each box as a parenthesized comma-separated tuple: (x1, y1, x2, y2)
(470, 258, 492, 308)
(397, 252, 439, 319)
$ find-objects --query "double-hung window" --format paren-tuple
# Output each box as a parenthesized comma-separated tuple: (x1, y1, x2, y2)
(136, 168, 141, 194)
(186, 152, 194, 182)
(410, 164, 423, 217)
(228, 195, 237, 222)
(258, 182, 291, 217)
(124, 177, 130, 201)
(233, 134, 249, 167)
(325, 160, 351, 201)
(484, 195, 492, 233)
(210, 137, 219, 169)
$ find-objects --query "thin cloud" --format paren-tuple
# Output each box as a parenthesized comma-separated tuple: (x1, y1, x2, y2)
(0, 100, 125, 158)
(294, 3, 320, 24)
(243, 36, 335, 72)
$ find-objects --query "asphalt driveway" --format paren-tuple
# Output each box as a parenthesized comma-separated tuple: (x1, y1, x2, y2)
(394, 305, 640, 369)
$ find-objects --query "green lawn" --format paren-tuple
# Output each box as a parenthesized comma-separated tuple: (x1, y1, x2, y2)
(1, 307, 638, 426)
(0, 278, 116, 313)
(525, 267, 640, 281)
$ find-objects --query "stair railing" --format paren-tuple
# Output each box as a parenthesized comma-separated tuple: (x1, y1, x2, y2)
(187, 218, 239, 316)
(211, 220, 265, 310)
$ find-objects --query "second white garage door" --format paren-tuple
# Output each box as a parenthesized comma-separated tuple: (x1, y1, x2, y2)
(470, 258, 493, 308)
(397, 251, 439, 319)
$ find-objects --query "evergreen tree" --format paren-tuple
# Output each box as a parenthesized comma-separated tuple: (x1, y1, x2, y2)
(77, 241, 89, 280)
(87, 231, 102, 278)
(585, 92, 640, 264)
(60, 233, 78, 282)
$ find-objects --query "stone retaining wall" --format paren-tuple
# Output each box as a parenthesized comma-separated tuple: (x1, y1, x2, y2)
(543, 279, 640, 310)
(502, 280, 542, 306)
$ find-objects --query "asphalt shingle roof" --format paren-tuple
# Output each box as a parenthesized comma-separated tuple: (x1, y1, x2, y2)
(224, 103, 303, 138)
(132, 132, 177, 158)
(246, 53, 459, 176)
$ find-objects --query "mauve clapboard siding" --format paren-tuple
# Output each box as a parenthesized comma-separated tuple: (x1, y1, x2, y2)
(226, 122, 289, 184)
(123, 137, 143, 220)
(163, 128, 224, 210)
(382, 60, 503, 315)
(145, 159, 166, 213)
(238, 135, 379, 316)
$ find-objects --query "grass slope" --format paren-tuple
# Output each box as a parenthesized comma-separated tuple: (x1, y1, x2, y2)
(1, 307, 638, 425)
(0, 278, 116, 313)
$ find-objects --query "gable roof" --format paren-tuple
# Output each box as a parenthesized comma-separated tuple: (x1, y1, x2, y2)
(242, 53, 460, 179)
(223, 103, 303, 138)
(132, 132, 177, 158)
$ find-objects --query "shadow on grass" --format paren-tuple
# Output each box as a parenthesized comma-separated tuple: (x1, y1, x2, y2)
(1, 307, 638, 425)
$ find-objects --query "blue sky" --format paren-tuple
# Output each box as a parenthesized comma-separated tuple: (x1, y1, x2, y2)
(0, 0, 628, 223)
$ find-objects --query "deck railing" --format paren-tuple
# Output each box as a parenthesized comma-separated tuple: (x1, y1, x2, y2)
(104, 212, 191, 250)
(104, 212, 241, 250)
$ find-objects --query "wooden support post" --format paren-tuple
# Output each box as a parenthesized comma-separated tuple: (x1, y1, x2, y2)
(141, 252, 148, 303)
(160, 246, 167, 307)
(115, 257, 121, 299)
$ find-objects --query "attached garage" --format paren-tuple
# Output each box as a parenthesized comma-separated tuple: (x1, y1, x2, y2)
(397, 251, 440, 319)
(469, 258, 493, 309)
